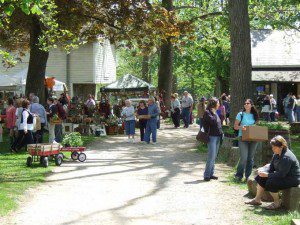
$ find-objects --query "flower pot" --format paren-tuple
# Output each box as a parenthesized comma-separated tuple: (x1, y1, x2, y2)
(106, 126, 118, 135)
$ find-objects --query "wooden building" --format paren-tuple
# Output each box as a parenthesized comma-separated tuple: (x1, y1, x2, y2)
(251, 30, 300, 113)
(0, 40, 116, 99)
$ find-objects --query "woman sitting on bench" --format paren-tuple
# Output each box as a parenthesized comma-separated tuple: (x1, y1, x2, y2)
(245, 135, 300, 210)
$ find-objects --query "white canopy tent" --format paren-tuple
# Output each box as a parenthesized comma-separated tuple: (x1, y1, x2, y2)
(0, 68, 66, 92)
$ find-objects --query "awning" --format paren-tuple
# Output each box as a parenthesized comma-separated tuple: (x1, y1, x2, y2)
(252, 71, 300, 82)
(101, 74, 155, 92)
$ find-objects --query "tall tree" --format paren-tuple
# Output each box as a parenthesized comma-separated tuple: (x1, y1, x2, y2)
(1, 0, 185, 103)
(158, 0, 174, 108)
(228, 0, 253, 121)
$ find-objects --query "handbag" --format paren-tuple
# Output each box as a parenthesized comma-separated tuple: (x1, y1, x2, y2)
(234, 112, 244, 137)
(196, 127, 210, 144)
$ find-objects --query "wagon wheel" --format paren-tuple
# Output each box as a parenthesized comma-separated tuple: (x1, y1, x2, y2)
(71, 151, 79, 160)
(40, 156, 45, 165)
(58, 153, 64, 159)
(26, 157, 33, 167)
(78, 153, 86, 162)
(55, 155, 63, 166)
(42, 157, 49, 168)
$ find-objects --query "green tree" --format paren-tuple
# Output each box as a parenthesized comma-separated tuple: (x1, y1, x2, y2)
(1, 0, 188, 102)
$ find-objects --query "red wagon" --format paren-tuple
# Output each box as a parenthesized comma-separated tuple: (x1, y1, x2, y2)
(60, 147, 87, 162)
(26, 143, 62, 167)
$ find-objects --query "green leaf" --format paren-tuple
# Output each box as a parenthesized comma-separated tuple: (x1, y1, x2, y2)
(31, 5, 42, 15)
(4, 4, 15, 16)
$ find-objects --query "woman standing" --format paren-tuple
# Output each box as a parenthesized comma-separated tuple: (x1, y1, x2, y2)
(296, 95, 300, 122)
(6, 98, 16, 147)
(234, 99, 259, 181)
(197, 97, 206, 129)
(136, 100, 148, 141)
(121, 100, 136, 143)
(245, 136, 299, 210)
(203, 97, 223, 181)
(262, 95, 271, 121)
(170, 94, 181, 128)
(11, 100, 34, 152)
(216, 100, 226, 125)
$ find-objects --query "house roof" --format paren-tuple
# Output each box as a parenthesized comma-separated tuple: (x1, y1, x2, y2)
(252, 70, 300, 82)
(251, 30, 300, 67)
(101, 74, 155, 92)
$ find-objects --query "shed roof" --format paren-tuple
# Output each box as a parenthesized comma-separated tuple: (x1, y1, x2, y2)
(251, 30, 300, 67)
(252, 70, 300, 82)
(101, 74, 155, 92)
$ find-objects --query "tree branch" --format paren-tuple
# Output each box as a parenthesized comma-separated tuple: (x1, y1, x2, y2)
(174, 6, 198, 10)
(190, 12, 223, 22)
(81, 14, 121, 30)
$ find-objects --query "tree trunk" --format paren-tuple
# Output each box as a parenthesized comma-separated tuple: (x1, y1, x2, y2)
(172, 74, 178, 93)
(158, 0, 173, 108)
(228, 0, 253, 122)
(26, 16, 49, 104)
(142, 55, 150, 82)
(190, 76, 195, 101)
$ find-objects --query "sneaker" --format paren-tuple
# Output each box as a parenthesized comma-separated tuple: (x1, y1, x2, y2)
(151, 142, 157, 145)
(234, 175, 242, 182)
(204, 177, 211, 182)
(127, 139, 131, 143)
(210, 175, 218, 180)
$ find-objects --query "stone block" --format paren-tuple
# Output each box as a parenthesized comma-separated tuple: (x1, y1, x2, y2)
(282, 186, 300, 212)
(227, 147, 240, 167)
(291, 122, 300, 135)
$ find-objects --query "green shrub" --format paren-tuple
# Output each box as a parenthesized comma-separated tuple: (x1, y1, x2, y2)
(62, 132, 83, 147)
(257, 121, 290, 131)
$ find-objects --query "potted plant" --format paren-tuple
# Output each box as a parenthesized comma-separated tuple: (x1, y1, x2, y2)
(62, 132, 85, 161)
(62, 132, 84, 147)
(105, 115, 118, 135)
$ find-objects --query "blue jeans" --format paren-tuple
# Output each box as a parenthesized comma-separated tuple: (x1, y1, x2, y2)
(286, 108, 295, 123)
(125, 120, 135, 135)
(296, 106, 300, 122)
(144, 119, 157, 143)
(204, 136, 221, 179)
(235, 139, 258, 179)
(182, 107, 191, 128)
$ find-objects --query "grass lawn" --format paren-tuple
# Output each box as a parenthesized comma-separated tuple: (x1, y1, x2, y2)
(0, 132, 98, 217)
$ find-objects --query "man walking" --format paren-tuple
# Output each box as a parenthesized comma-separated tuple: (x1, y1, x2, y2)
(144, 97, 159, 144)
(181, 91, 194, 128)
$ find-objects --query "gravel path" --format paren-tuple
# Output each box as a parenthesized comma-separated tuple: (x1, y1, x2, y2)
(2, 124, 248, 225)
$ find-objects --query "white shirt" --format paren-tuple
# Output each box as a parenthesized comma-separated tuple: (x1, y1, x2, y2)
(20, 110, 34, 131)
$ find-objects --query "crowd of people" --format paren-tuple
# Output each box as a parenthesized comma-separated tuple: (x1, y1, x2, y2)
(1, 89, 300, 210)
(3, 93, 69, 153)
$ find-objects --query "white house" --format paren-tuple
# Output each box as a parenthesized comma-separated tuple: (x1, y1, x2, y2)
(251, 29, 300, 113)
(0, 39, 116, 99)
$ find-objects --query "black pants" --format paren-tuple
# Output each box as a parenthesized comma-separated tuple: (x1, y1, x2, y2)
(33, 123, 45, 143)
(55, 124, 63, 143)
(270, 112, 276, 122)
(171, 108, 180, 127)
(255, 175, 299, 193)
(139, 120, 147, 141)
(11, 130, 34, 152)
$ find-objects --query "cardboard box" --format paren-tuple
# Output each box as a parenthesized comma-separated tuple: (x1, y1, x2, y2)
(242, 126, 268, 142)
(138, 115, 151, 120)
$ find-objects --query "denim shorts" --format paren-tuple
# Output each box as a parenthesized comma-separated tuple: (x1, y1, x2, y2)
(125, 120, 135, 135)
